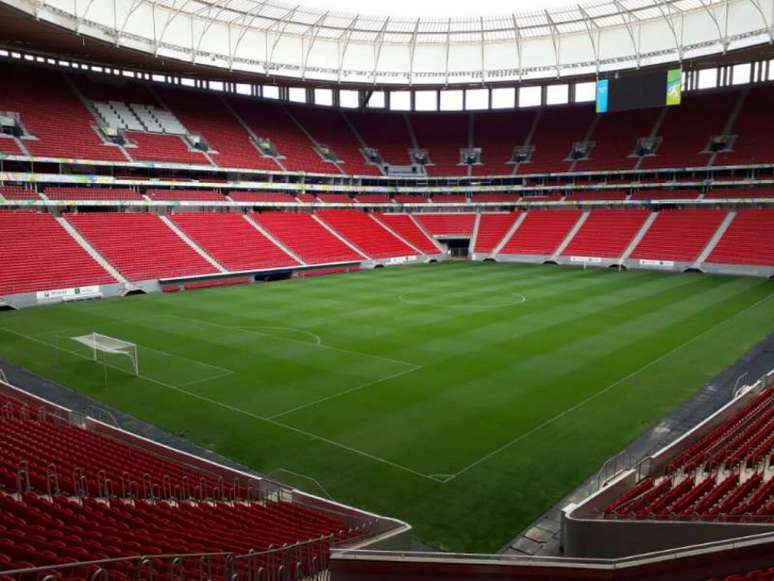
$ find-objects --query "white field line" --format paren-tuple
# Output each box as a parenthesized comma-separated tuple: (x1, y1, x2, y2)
(236, 326, 323, 346)
(442, 292, 774, 483)
(158, 312, 419, 369)
(268, 363, 422, 420)
(50, 328, 234, 376)
(1, 327, 443, 484)
(9, 328, 235, 387)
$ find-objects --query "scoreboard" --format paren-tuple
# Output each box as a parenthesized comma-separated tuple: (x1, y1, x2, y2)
(596, 69, 682, 113)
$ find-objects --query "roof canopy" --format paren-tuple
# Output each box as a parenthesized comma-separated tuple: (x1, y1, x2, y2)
(7, 0, 774, 84)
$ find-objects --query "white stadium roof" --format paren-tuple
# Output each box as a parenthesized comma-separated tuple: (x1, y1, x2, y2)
(4, 0, 773, 85)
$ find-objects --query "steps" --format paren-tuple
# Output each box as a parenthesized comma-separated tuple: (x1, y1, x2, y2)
(493, 212, 528, 254)
(550, 211, 589, 260)
(243, 214, 306, 265)
(57, 217, 127, 283)
(158, 215, 227, 273)
(311, 214, 371, 259)
(619, 212, 657, 262)
(694, 211, 736, 267)
(468, 213, 482, 255)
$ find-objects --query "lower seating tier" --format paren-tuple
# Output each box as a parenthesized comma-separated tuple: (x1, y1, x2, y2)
(414, 213, 476, 237)
(0, 211, 115, 296)
(604, 388, 774, 521)
(316, 210, 417, 259)
(499, 209, 582, 256)
(561, 209, 650, 259)
(66, 213, 219, 281)
(374, 214, 441, 255)
(630, 209, 727, 263)
(250, 212, 364, 265)
(474, 213, 519, 253)
(170, 212, 298, 271)
(0, 492, 354, 578)
(706, 209, 774, 267)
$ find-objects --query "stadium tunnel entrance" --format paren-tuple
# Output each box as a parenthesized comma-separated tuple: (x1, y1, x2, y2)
(439, 238, 470, 258)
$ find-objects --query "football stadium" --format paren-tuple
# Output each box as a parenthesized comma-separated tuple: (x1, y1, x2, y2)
(0, 0, 773, 578)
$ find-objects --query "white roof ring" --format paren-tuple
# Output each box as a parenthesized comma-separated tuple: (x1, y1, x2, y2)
(4, 0, 773, 84)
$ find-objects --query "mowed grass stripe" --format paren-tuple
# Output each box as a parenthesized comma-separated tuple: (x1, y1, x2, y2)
(0, 262, 772, 553)
(278, 273, 756, 474)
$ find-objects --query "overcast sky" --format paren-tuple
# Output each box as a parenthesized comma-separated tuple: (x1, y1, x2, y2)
(298, 0, 576, 18)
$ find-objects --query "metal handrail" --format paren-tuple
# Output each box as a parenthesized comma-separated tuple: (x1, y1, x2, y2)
(0, 537, 333, 577)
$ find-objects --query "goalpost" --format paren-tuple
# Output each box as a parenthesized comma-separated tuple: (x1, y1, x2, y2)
(71, 333, 139, 376)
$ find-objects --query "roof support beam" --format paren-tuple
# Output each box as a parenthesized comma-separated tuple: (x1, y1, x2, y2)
(337, 15, 359, 83)
(613, 0, 641, 68)
(578, 4, 600, 74)
(544, 10, 561, 78)
(511, 14, 522, 80)
(408, 17, 421, 85)
(372, 17, 390, 84)
(301, 11, 329, 80)
(653, 0, 684, 61)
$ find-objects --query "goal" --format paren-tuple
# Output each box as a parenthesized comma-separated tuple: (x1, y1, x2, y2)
(71, 333, 139, 376)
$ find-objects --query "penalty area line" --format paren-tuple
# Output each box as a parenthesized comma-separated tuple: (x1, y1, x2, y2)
(2, 328, 235, 388)
(1, 327, 442, 484)
(267, 363, 423, 420)
(158, 313, 420, 370)
(441, 291, 774, 484)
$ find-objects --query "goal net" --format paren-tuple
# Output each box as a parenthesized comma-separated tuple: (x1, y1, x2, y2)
(71, 333, 139, 376)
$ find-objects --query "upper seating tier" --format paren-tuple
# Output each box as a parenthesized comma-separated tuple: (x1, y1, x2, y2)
(125, 132, 210, 165)
(147, 190, 224, 202)
(0, 64, 124, 162)
(44, 188, 143, 201)
(158, 89, 280, 171)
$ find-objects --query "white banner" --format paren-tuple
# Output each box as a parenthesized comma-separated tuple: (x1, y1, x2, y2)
(385, 256, 418, 265)
(570, 256, 603, 263)
(639, 259, 675, 267)
(36, 285, 101, 301)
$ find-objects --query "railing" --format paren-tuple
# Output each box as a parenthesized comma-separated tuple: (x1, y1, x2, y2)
(0, 537, 334, 581)
(0, 381, 399, 542)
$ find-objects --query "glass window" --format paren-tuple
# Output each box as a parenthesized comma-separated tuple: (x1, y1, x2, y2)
(440, 90, 463, 111)
(367, 91, 385, 108)
(575, 82, 595, 103)
(314, 88, 333, 106)
(465, 89, 489, 110)
(546, 84, 569, 105)
(390, 91, 411, 111)
(288, 87, 306, 103)
(491, 87, 515, 109)
(340, 90, 359, 108)
(415, 91, 438, 111)
(519, 86, 541, 107)
(732, 63, 751, 86)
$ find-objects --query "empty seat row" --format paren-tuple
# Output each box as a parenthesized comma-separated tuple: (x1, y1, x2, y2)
(604, 388, 774, 521)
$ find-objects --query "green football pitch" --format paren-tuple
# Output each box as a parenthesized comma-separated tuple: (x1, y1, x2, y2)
(1, 262, 773, 552)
